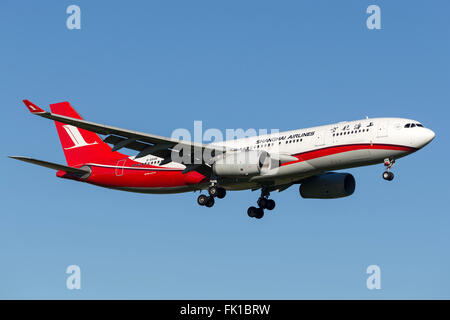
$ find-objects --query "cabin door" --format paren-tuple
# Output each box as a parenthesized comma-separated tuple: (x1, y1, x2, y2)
(376, 121, 388, 138)
(314, 131, 325, 147)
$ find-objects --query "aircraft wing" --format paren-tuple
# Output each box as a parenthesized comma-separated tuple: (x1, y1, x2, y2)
(21, 100, 301, 180)
(23, 100, 226, 166)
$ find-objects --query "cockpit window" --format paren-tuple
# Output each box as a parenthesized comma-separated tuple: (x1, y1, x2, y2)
(405, 122, 424, 128)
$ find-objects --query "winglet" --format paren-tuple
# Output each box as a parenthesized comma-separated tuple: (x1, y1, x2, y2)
(23, 99, 45, 113)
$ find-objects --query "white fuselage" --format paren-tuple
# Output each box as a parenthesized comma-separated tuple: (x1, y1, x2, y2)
(210, 117, 434, 189)
(132, 117, 434, 192)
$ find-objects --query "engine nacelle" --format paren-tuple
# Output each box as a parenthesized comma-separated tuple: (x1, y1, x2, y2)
(212, 150, 269, 177)
(299, 172, 356, 199)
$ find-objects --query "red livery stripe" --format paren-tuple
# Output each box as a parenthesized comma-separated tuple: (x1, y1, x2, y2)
(282, 143, 416, 166)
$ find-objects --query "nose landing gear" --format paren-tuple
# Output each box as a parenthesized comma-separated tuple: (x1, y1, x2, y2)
(382, 158, 395, 181)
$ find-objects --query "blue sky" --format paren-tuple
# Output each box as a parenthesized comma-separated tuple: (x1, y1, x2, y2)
(1, 0, 449, 299)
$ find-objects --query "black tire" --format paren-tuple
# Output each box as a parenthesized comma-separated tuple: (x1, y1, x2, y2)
(216, 187, 226, 199)
(247, 206, 258, 218)
(265, 199, 276, 210)
(257, 197, 268, 208)
(255, 207, 264, 219)
(383, 171, 394, 181)
(197, 194, 208, 206)
(208, 186, 218, 197)
(205, 196, 215, 207)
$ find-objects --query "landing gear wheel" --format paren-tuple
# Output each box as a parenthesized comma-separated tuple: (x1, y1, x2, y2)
(382, 171, 394, 181)
(197, 194, 208, 206)
(216, 188, 226, 199)
(247, 206, 258, 218)
(205, 196, 215, 207)
(382, 158, 395, 181)
(208, 186, 218, 197)
(257, 197, 268, 209)
(257, 197, 275, 210)
(255, 208, 264, 219)
(247, 206, 264, 219)
(265, 199, 276, 210)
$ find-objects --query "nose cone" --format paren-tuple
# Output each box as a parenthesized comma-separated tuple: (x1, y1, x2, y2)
(417, 128, 435, 148)
(424, 128, 435, 143)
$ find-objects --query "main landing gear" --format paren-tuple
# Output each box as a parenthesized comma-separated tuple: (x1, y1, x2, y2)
(382, 158, 395, 181)
(197, 185, 226, 208)
(247, 189, 276, 219)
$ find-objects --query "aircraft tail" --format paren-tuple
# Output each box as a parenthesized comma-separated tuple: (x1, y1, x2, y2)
(48, 102, 125, 166)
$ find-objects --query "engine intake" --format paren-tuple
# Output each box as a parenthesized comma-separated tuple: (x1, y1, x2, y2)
(299, 172, 355, 199)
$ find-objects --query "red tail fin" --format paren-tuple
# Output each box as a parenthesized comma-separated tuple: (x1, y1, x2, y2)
(50, 102, 126, 166)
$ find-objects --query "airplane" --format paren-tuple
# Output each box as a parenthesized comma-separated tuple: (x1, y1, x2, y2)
(10, 100, 435, 219)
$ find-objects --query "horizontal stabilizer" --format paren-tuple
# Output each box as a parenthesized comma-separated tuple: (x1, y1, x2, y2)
(9, 156, 90, 175)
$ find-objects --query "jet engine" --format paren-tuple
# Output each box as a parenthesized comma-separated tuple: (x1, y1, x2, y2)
(299, 172, 356, 199)
(212, 150, 270, 177)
